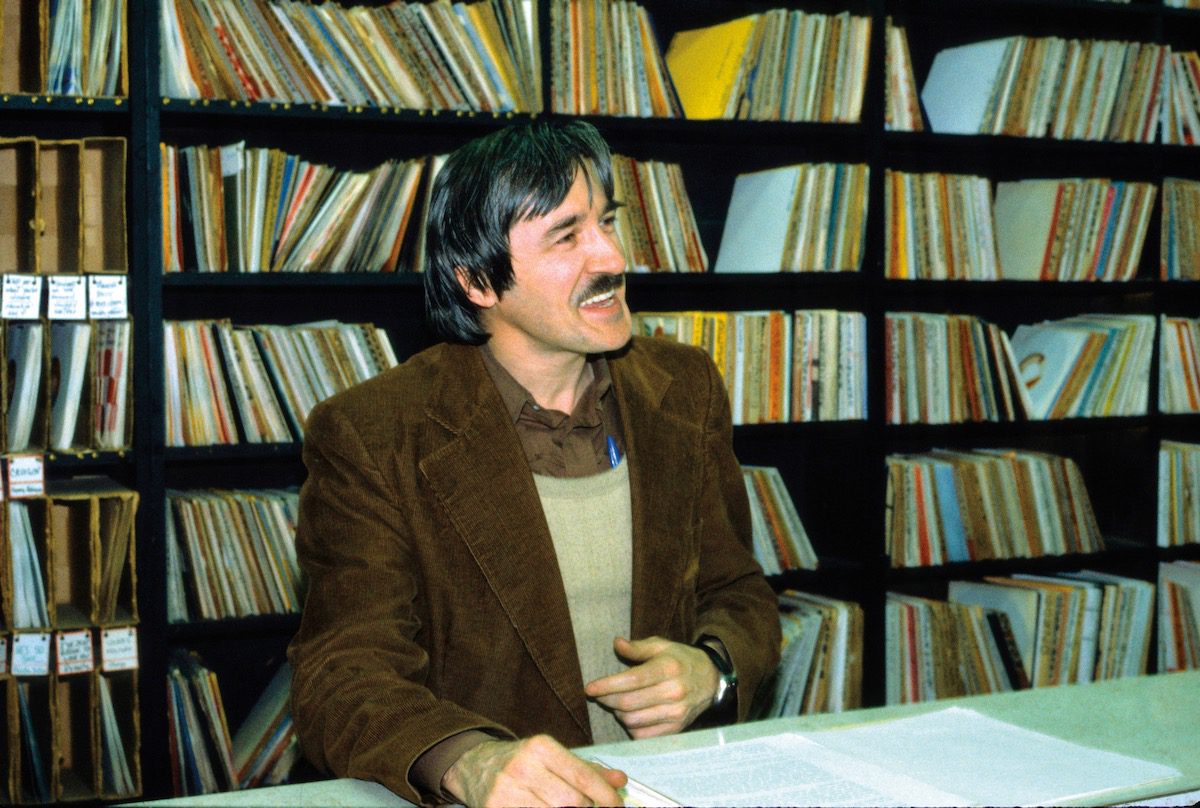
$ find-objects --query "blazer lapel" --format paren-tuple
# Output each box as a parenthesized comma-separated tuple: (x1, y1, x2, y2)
(611, 347, 703, 640)
(417, 347, 591, 738)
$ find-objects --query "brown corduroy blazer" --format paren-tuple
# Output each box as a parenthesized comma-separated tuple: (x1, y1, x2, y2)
(287, 337, 781, 804)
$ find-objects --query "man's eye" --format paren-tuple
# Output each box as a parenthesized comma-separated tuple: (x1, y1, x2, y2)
(600, 214, 617, 229)
(557, 231, 577, 245)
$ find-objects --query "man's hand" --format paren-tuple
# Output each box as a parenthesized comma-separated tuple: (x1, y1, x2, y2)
(441, 735, 627, 808)
(584, 636, 720, 739)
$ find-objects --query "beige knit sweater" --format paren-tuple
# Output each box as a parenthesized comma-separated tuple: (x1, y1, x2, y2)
(533, 458, 632, 745)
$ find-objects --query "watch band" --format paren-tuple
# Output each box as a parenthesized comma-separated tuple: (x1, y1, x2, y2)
(694, 634, 738, 720)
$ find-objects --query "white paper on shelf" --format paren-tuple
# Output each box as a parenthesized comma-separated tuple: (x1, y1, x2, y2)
(921, 38, 1012, 135)
(714, 166, 800, 273)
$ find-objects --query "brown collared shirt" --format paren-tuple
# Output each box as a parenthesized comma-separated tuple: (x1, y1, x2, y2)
(479, 344, 624, 477)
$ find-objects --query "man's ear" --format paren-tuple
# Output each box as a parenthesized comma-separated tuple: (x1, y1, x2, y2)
(455, 267, 498, 309)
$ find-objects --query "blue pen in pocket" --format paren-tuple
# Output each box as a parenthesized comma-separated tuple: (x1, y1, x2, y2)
(607, 435, 622, 468)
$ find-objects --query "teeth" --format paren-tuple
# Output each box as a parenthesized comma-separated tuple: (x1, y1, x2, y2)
(581, 289, 615, 307)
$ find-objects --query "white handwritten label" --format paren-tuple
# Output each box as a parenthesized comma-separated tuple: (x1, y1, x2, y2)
(8, 455, 44, 498)
(2, 275, 44, 320)
(48, 276, 89, 319)
(88, 275, 128, 319)
(12, 633, 51, 676)
(101, 627, 138, 671)
(56, 630, 94, 675)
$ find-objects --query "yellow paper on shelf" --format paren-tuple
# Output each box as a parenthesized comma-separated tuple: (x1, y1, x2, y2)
(665, 15, 757, 119)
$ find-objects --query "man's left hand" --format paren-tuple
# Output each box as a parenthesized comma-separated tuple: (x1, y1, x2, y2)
(583, 636, 719, 739)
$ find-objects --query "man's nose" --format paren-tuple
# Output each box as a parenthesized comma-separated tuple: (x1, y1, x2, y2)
(590, 225, 628, 273)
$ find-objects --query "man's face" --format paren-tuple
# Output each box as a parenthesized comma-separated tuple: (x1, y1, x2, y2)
(474, 167, 631, 364)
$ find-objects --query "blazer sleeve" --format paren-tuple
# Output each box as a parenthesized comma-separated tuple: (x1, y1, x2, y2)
(288, 400, 512, 805)
(691, 353, 783, 721)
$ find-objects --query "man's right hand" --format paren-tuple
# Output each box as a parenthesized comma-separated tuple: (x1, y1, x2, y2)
(441, 735, 628, 807)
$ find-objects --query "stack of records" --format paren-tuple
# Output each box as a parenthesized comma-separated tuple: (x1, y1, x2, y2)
(99, 675, 138, 797)
(16, 681, 51, 802)
(886, 591, 1025, 705)
(742, 465, 817, 574)
(921, 37, 1165, 142)
(1161, 50, 1200, 146)
(93, 321, 134, 450)
(5, 322, 46, 453)
(611, 154, 706, 272)
(164, 319, 398, 446)
(232, 663, 299, 789)
(237, 321, 397, 437)
(1009, 314, 1155, 419)
(1159, 561, 1200, 672)
(549, 0, 681, 117)
(167, 654, 301, 794)
(46, 0, 126, 95)
(791, 310, 867, 423)
(162, 142, 428, 273)
(885, 312, 1029, 424)
(1161, 178, 1200, 280)
(160, 0, 540, 111)
(665, 10, 870, 122)
(889, 570, 1153, 704)
(2, 319, 133, 454)
(884, 18, 922, 132)
(993, 178, 1156, 281)
(167, 652, 237, 796)
(633, 310, 866, 424)
(952, 573, 1153, 688)
(885, 448, 1105, 567)
(1056, 571, 1155, 680)
(1158, 441, 1200, 547)
(1159, 316, 1200, 413)
(166, 489, 301, 622)
(715, 163, 869, 274)
(9, 500, 50, 628)
(767, 590, 863, 716)
(884, 171, 999, 280)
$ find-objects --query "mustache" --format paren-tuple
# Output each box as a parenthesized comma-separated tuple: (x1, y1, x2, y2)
(577, 273, 625, 303)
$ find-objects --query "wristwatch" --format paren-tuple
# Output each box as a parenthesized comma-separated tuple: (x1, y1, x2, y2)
(695, 634, 738, 718)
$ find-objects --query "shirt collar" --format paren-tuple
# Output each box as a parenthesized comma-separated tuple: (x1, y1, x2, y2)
(478, 343, 613, 426)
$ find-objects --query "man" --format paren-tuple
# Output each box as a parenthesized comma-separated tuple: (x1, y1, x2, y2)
(288, 120, 780, 807)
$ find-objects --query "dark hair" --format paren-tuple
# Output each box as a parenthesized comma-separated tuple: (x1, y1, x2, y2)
(423, 119, 615, 344)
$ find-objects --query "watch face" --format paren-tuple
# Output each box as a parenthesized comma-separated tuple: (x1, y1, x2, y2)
(697, 636, 736, 708)
(714, 674, 732, 705)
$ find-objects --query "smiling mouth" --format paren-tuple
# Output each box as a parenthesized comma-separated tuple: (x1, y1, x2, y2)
(578, 275, 625, 308)
(580, 288, 618, 307)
